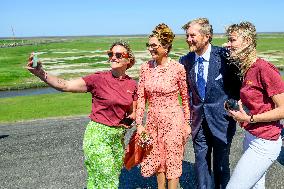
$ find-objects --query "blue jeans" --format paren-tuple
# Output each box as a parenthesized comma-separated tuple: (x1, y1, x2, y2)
(226, 131, 282, 189)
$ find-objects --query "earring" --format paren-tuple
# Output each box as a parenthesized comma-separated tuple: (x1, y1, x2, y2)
(164, 49, 168, 54)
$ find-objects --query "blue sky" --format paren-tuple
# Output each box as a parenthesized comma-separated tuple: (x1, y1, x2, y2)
(1, 0, 284, 37)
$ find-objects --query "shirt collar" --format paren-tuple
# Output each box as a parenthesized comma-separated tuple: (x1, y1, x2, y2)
(110, 70, 129, 80)
(195, 44, 211, 62)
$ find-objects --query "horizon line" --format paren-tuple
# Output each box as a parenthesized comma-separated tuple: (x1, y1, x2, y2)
(1, 31, 283, 39)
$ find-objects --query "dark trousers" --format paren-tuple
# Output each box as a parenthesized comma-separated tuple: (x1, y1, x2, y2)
(193, 120, 231, 189)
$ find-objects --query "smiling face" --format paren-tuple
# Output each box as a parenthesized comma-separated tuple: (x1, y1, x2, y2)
(108, 45, 130, 71)
(147, 37, 166, 60)
(226, 31, 245, 58)
(186, 23, 210, 55)
(226, 31, 253, 62)
(225, 22, 257, 64)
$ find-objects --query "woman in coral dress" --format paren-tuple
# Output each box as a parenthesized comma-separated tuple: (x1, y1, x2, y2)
(136, 23, 191, 189)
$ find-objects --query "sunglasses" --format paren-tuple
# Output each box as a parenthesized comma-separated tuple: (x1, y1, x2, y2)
(107, 51, 129, 59)
(146, 43, 161, 49)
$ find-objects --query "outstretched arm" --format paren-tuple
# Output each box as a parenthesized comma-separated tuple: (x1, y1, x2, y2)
(26, 53, 87, 93)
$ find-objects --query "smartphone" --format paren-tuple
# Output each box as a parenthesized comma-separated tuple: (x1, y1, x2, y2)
(32, 52, 38, 68)
(225, 99, 250, 114)
(224, 99, 239, 111)
(120, 117, 134, 126)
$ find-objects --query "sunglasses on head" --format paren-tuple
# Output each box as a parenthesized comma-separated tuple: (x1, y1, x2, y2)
(146, 43, 160, 49)
(107, 51, 129, 59)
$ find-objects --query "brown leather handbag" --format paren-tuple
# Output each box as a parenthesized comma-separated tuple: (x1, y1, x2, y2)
(124, 131, 152, 170)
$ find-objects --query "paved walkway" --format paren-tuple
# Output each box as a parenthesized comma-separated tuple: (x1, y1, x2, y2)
(0, 116, 283, 189)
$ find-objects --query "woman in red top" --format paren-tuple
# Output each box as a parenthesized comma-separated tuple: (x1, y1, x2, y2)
(26, 41, 137, 188)
(225, 22, 284, 189)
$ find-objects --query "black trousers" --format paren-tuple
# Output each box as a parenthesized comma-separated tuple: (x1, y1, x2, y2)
(193, 119, 231, 189)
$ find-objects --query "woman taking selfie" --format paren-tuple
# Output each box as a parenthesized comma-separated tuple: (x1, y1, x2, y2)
(27, 41, 137, 188)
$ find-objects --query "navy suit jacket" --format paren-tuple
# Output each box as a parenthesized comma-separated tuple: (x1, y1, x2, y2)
(179, 46, 241, 143)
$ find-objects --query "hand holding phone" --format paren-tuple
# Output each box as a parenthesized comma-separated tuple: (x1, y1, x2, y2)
(225, 99, 250, 115)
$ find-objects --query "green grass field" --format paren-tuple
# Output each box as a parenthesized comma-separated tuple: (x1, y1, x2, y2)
(1, 34, 284, 90)
(0, 92, 91, 123)
(1, 34, 283, 122)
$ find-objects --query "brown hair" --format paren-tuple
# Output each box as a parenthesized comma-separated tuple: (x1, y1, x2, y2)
(109, 40, 136, 69)
(182, 18, 213, 42)
(149, 23, 175, 52)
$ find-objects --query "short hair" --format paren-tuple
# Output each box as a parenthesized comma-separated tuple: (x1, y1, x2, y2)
(149, 23, 175, 52)
(182, 18, 213, 42)
(226, 21, 257, 48)
(109, 40, 135, 69)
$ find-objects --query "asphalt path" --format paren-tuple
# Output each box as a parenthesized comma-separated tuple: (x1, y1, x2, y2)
(0, 116, 283, 189)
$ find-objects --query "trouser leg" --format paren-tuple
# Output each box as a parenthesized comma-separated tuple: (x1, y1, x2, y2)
(226, 131, 282, 189)
(193, 121, 213, 189)
(212, 137, 231, 189)
(83, 121, 125, 189)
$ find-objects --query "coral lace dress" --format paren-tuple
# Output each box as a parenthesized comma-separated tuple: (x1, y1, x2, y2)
(136, 58, 190, 179)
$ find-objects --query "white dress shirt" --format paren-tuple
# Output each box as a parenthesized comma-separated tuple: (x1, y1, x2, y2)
(194, 44, 211, 84)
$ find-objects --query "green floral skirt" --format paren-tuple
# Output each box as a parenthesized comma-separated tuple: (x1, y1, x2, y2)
(83, 121, 126, 189)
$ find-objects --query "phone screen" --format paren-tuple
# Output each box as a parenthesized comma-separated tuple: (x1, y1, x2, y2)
(32, 53, 38, 68)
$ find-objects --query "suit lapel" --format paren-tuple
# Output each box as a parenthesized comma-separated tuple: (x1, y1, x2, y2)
(189, 55, 196, 86)
(188, 54, 201, 98)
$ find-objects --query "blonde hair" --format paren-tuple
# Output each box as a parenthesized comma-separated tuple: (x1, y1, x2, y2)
(110, 40, 135, 69)
(182, 18, 213, 42)
(149, 23, 175, 52)
(226, 21, 257, 75)
(226, 21, 257, 48)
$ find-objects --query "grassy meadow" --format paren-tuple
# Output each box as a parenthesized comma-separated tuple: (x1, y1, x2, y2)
(0, 93, 90, 122)
(0, 33, 284, 122)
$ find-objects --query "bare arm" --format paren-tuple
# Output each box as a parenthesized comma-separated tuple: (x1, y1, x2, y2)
(26, 54, 87, 93)
(228, 93, 284, 123)
(42, 73, 87, 93)
(252, 93, 284, 122)
(127, 100, 137, 120)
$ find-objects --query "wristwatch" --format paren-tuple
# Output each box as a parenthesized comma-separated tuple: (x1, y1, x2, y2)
(250, 115, 255, 123)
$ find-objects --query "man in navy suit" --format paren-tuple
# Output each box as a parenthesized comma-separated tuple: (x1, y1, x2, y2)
(179, 18, 241, 189)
